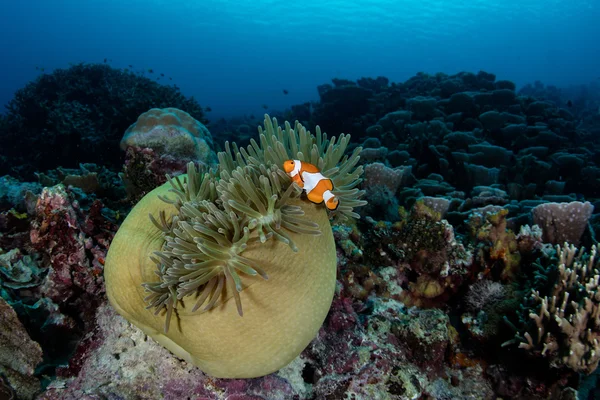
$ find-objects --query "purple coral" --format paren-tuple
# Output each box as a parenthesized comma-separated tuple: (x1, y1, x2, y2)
(532, 201, 594, 245)
(30, 185, 109, 308)
(121, 146, 191, 202)
(363, 162, 407, 193)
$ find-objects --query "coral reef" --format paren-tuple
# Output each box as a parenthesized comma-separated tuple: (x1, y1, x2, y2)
(0, 178, 118, 383)
(0, 63, 207, 178)
(223, 71, 600, 245)
(1, 69, 600, 398)
(361, 202, 472, 308)
(30, 185, 112, 310)
(118, 108, 219, 202)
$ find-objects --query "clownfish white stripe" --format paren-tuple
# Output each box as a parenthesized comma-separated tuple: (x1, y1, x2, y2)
(322, 190, 336, 204)
(290, 159, 302, 177)
(302, 171, 326, 193)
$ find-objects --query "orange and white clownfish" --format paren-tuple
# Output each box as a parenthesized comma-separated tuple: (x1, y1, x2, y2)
(283, 160, 339, 210)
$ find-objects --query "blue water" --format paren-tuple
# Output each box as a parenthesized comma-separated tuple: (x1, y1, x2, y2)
(1, 0, 598, 119)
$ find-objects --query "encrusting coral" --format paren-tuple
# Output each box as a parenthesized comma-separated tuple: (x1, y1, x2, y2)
(104, 114, 366, 378)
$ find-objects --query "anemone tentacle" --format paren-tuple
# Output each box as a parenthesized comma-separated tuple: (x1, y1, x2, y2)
(142, 114, 366, 331)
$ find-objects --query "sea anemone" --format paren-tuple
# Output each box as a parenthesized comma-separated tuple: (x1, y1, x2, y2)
(104, 114, 365, 378)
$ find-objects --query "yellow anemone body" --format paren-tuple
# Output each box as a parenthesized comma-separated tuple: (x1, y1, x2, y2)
(104, 178, 337, 378)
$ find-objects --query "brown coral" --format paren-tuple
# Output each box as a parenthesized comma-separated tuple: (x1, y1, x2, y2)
(0, 297, 43, 399)
(120, 107, 216, 163)
(469, 208, 521, 280)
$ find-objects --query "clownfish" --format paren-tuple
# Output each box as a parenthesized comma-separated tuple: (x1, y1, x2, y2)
(283, 160, 339, 210)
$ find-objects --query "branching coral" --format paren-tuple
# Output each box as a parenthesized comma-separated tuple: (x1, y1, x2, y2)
(503, 244, 600, 374)
(104, 114, 366, 378)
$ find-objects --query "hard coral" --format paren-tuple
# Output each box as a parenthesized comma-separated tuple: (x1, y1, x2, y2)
(120, 107, 217, 163)
(305, 296, 493, 399)
(104, 115, 366, 378)
(504, 244, 600, 374)
(362, 162, 409, 221)
(391, 308, 453, 371)
(30, 185, 111, 308)
(0, 248, 45, 289)
(469, 208, 521, 280)
(0, 297, 43, 400)
(363, 202, 471, 307)
(532, 201, 594, 245)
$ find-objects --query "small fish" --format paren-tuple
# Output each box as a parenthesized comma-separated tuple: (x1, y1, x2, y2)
(160, 73, 164, 77)
(566, 100, 573, 108)
(262, 104, 269, 109)
(128, 64, 133, 68)
(283, 160, 339, 210)
(169, 77, 172, 80)
(205, 106, 212, 112)
(283, 89, 289, 95)
(148, 69, 153, 73)
(249, 114, 255, 120)
(104, 58, 107, 63)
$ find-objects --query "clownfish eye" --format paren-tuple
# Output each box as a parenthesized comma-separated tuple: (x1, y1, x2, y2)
(283, 160, 295, 173)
